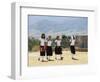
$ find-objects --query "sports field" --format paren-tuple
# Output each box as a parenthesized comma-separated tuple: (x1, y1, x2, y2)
(28, 51, 88, 67)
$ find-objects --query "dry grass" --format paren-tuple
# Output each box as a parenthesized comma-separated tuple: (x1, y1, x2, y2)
(28, 51, 88, 67)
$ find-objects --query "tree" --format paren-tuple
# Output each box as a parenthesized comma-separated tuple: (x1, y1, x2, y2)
(28, 37, 40, 51)
(61, 35, 70, 48)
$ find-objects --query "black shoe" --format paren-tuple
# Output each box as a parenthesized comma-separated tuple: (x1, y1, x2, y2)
(38, 58, 40, 61)
(41, 60, 48, 62)
(48, 59, 54, 61)
(55, 58, 57, 60)
(72, 57, 78, 60)
(47, 57, 48, 60)
(61, 57, 63, 60)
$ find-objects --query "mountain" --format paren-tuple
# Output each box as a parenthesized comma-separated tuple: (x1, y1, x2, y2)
(28, 19, 87, 38)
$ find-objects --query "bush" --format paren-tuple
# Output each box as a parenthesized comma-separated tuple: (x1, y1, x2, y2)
(76, 48, 88, 52)
(28, 37, 40, 51)
(32, 45, 40, 52)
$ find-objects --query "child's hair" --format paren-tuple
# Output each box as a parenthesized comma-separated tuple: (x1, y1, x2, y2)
(48, 35, 51, 40)
(56, 36, 60, 40)
(41, 33, 45, 39)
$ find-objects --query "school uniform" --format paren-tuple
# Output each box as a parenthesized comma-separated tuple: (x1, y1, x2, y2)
(40, 38, 46, 56)
(70, 39, 75, 54)
(55, 40, 62, 55)
(46, 40, 53, 56)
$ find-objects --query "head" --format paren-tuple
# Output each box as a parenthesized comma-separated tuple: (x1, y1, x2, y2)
(56, 36, 60, 40)
(41, 33, 45, 39)
(48, 35, 51, 40)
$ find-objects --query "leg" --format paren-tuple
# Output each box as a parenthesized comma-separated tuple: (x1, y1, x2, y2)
(71, 54, 78, 60)
(55, 55, 59, 60)
(60, 55, 63, 60)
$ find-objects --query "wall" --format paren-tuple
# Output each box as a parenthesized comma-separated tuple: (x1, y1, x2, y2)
(0, 0, 100, 81)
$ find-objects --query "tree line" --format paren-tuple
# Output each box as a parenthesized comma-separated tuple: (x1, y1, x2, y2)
(28, 35, 88, 52)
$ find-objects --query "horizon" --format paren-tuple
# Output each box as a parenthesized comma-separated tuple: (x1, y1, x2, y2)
(28, 15, 88, 39)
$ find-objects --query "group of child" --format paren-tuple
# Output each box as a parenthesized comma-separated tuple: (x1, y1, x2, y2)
(38, 33, 77, 62)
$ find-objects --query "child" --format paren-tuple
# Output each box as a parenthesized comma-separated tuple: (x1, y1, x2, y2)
(70, 35, 78, 60)
(55, 36, 63, 60)
(46, 36, 53, 61)
(38, 33, 47, 62)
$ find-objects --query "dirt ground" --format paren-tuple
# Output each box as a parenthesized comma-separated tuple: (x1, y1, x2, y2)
(28, 51, 88, 67)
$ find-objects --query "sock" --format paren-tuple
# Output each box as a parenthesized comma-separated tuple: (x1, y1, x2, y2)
(72, 54, 74, 58)
(41, 56, 44, 61)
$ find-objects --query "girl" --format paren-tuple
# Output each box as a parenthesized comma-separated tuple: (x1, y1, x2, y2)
(38, 33, 47, 62)
(46, 36, 53, 61)
(55, 36, 63, 60)
(70, 35, 78, 60)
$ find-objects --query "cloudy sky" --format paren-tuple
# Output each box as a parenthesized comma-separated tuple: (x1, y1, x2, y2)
(28, 15, 88, 38)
